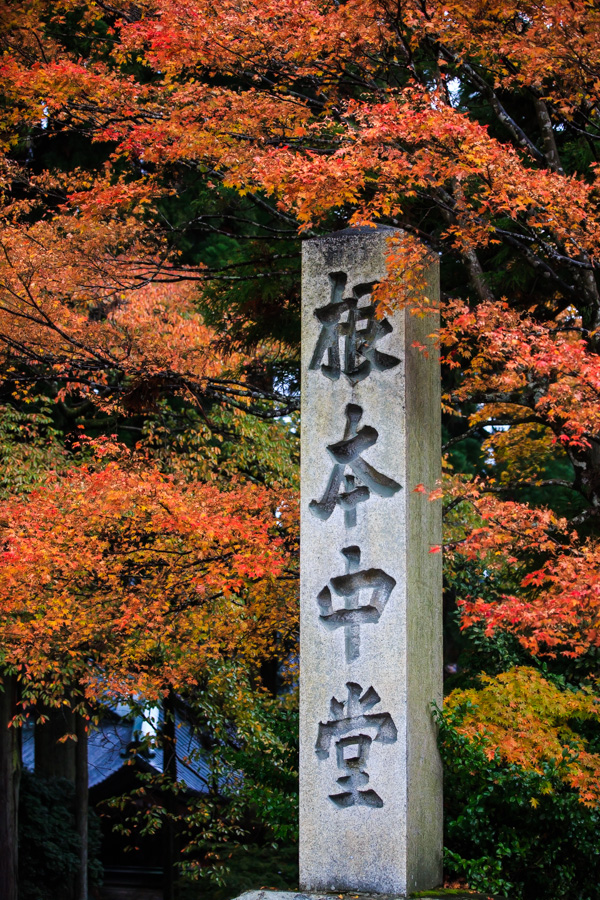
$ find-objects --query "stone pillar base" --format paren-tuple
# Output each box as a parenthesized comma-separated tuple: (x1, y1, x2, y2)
(233, 890, 496, 900)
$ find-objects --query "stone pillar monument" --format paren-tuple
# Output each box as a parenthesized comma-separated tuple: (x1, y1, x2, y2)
(300, 227, 442, 896)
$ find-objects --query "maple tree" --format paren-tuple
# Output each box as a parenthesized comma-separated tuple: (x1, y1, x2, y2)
(2, 456, 294, 703)
(2, 0, 600, 896)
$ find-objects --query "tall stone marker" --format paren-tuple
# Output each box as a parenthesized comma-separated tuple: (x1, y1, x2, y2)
(300, 227, 443, 896)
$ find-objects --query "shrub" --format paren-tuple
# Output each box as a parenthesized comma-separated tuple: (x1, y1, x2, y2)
(437, 704, 600, 899)
(18, 770, 102, 900)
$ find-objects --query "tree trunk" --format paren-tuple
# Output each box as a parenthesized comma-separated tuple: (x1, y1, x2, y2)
(0, 674, 20, 900)
(74, 716, 89, 900)
(163, 692, 178, 900)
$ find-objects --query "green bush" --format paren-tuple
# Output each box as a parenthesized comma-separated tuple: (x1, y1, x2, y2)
(437, 705, 600, 899)
(179, 843, 298, 900)
(18, 770, 102, 900)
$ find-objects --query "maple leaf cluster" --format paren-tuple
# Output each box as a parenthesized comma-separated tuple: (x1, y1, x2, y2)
(1, 456, 296, 703)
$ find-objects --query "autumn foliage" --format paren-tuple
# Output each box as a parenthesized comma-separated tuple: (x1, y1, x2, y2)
(1, 0, 600, 895)
(1, 455, 294, 703)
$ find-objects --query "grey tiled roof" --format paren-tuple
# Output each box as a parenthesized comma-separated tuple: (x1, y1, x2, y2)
(22, 710, 211, 793)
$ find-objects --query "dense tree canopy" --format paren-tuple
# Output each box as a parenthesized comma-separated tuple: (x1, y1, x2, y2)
(1, 1, 600, 897)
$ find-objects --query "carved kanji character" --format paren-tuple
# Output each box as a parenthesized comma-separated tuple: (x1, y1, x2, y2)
(317, 546, 396, 662)
(309, 403, 401, 527)
(316, 682, 397, 808)
(309, 272, 401, 385)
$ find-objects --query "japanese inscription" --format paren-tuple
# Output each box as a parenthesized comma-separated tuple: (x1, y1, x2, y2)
(317, 546, 396, 662)
(309, 403, 402, 527)
(308, 263, 403, 812)
(309, 272, 401, 384)
(309, 268, 402, 810)
(315, 682, 398, 808)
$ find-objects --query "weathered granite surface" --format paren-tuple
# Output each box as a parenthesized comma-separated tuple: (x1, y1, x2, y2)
(300, 228, 443, 896)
